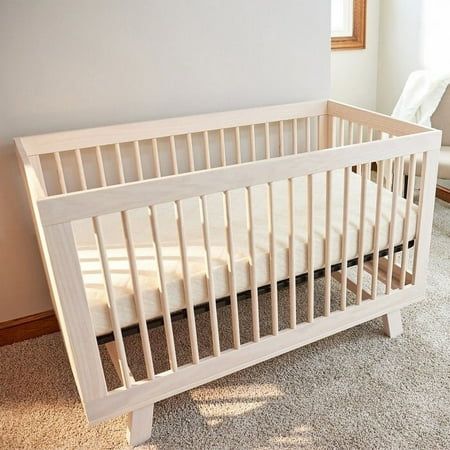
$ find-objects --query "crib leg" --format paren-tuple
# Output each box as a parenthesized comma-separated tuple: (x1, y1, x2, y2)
(382, 310, 403, 338)
(127, 404, 154, 446)
(105, 342, 154, 445)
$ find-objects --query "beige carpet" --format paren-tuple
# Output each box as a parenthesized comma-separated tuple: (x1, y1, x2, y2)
(1, 199, 449, 450)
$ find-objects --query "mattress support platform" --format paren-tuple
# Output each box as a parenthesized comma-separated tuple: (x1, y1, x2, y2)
(96, 240, 415, 345)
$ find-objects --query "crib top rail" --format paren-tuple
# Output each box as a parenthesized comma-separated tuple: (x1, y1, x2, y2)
(16, 100, 429, 157)
(18, 100, 329, 156)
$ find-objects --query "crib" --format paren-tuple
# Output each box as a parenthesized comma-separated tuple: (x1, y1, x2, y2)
(16, 100, 441, 445)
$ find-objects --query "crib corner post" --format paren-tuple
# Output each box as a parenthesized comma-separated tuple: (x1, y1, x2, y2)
(127, 404, 155, 446)
(382, 310, 403, 338)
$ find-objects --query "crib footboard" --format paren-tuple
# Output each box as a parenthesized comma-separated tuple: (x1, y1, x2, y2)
(16, 100, 441, 444)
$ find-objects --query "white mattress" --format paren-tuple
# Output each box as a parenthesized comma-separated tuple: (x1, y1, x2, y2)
(73, 171, 418, 336)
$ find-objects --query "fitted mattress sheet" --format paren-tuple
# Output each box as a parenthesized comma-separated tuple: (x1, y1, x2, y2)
(72, 171, 418, 336)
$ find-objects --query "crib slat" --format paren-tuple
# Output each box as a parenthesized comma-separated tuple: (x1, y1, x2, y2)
(54, 152, 67, 194)
(170, 135, 178, 175)
(356, 124, 364, 174)
(412, 152, 429, 284)
(200, 195, 220, 355)
(340, 166, 350, 310)
(219, 133, 240, 348)
(250, 124, 256, 161)
(134, 141, 144, 181)
(292, 118, 298, 154)
(244, 125, 260, 340)
(198, 136, 219, 352)
(75, 149, 87, 190)
(246, 185, 260, 341)
(224, 191, 240, 348)
(306, 117, 314, 321)
(385, 135, 394, 190)
(324, 170, 332, 316)
(121, 212, 156, 379)
(289, 177, 296, 328)
(95, 146, 107, 187)
(385, 158, 393, 190)
(219, 129, 226, 166)
(167, 136, 199, 363)
(356, 163, 369, 304)
(114, 143, 125, 184)
(264, 122, 270, 159)
(279, 121, 284, 156)
(386, 157, 402, 293)
(235, 127, 241, 164)
(307, 174, 314, 322)
(371, 160, 385, 299)
(149, 207, 178, 371)
(307, 174, 314, 321)
(265, 124, 278, 334)
(175, 199, 200, 363)
(400, 154, 417, 287)
(398, 156, 405, 198)
(152, 139, 162, 178)
(306, 117, 311, 152)
(203, 131, 211, 169)
(186, 133, 195, 172)
(95, 217, 133, 387)
(339, 119, 345, 147)
(349, 122, 354, 145)
(329, 116, 336, 148)
(268, 182, 278, 335)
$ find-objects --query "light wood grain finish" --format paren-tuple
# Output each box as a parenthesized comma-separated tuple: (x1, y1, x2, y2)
(382, 310, 403, 338)
(356, 163, 368, 304)
(371, 160, 385, 299)
(16, 100, 441, 445)
(340, 166, 351, 310)
(400, 154, 417, 288)
(200, 195, 221, 356)
(385, 157, 402, 294)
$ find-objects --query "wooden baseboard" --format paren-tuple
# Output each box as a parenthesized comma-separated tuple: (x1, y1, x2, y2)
(0, 310, 59, 346)
(436, 185, 450, 203)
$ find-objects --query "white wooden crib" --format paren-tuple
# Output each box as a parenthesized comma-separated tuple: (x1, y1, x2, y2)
(16, 100, 441, 445)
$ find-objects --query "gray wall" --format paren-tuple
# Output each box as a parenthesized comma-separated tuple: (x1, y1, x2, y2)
(376, 0, 424, 114)
(0, 0, 330, 321)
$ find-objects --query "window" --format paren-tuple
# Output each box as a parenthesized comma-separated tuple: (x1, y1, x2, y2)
(331, 0, 366, 50)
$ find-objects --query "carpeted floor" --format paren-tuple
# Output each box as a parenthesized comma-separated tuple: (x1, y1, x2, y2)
(1, 199, 449, 450)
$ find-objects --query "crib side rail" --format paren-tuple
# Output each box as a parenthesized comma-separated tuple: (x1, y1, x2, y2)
(327, 100, 428, 136)
(36, 130, 439, 226)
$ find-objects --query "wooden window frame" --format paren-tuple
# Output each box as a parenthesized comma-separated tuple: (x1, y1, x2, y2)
(332, 0, 367, 51)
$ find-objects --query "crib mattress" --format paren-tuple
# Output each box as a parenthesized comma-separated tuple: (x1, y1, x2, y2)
(73, 171, 418, 336)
